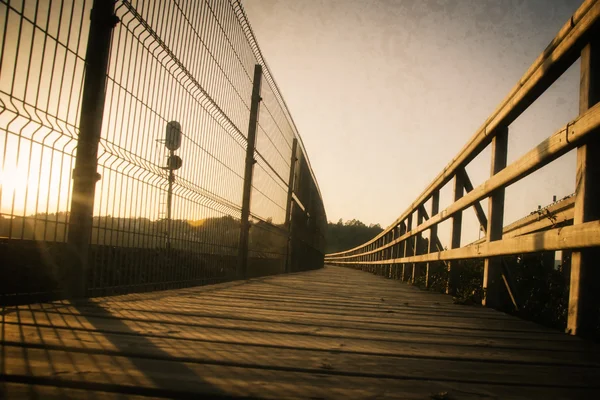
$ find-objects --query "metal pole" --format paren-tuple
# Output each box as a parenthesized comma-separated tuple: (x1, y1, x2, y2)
(238, 64, 262, 279)
(67, 0, 117, 298)
(167, 149, 174, 249)
(284, 138, 298, 273)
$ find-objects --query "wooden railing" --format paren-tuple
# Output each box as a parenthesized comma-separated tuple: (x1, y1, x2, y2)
(325, 0, 600, 338)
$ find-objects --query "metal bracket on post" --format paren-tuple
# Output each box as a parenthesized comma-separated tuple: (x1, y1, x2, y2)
(284, 138, 298, 274)
(238, 64, 263, 280)
(66, 0, 116, 298)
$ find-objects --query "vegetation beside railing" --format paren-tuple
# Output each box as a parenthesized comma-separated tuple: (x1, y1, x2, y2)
(408, 251, 599, 341)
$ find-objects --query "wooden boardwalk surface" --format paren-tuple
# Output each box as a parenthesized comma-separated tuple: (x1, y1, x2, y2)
(2, 266, 600, 399)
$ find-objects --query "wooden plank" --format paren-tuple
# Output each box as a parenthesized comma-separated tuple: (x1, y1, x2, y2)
(470, 196, 574, 246)
(330, 221, 600, 265)
(4, 345, 599, 400)
(6, 299, 555, 335)
(483, 126, 508, 308)
(4, 266, 600, 398)
(3, 325, 600, 386)
(568, 35, 600, 337)
(8, 306, 587, 353)
(0, 383, 157, 400)
(326, 0, 600, 258)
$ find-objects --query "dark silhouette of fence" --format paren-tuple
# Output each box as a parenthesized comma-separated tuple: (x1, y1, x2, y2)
(0, 0, 326, 304)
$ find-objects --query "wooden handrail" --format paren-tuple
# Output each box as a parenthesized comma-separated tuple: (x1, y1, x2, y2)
(327, 0, 600, 257)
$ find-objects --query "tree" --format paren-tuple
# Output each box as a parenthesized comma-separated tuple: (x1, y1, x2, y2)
(325, 219, 383, 254)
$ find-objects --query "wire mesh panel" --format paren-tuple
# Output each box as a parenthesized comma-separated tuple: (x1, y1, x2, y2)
(245, 70, 294, 274)
(289, 146, 326, 273)
(88, 0, 253, 295)
(0, 0, 92, 302)
(0, 0, 327, 304)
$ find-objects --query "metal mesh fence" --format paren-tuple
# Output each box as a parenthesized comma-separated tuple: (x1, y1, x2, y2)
(0, 0, 326, 304)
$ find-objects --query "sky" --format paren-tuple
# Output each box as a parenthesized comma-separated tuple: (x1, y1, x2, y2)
(241, 0, 584, 245)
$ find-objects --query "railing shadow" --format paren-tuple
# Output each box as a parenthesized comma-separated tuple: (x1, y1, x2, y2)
(0, 300, 262, 399)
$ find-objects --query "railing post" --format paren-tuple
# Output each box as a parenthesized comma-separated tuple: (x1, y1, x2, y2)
(388, 229, 395, 278)
(238, 64, 263, 279)
(482, 126, 508, 308)
(67, 0, 117, 298)
(284, 138, 298, 273)
(394, 226, 400, 278)
(399, 222, 406, 280)
(412, 207, 424, 284)
(567, 37, 600, 337)
(402, 214, 413, 281)
(446, 173, 463, 295)
(426, 190, 440, 288)
(382, 237, 386, 277)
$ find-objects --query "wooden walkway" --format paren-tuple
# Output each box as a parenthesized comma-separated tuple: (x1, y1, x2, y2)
(2, 266, 600, 399)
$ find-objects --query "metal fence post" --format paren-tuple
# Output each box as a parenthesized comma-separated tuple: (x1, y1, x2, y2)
(284, 138, 298, 273)
(67, 0, 117, 298)
(238, 64, 263, 279)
